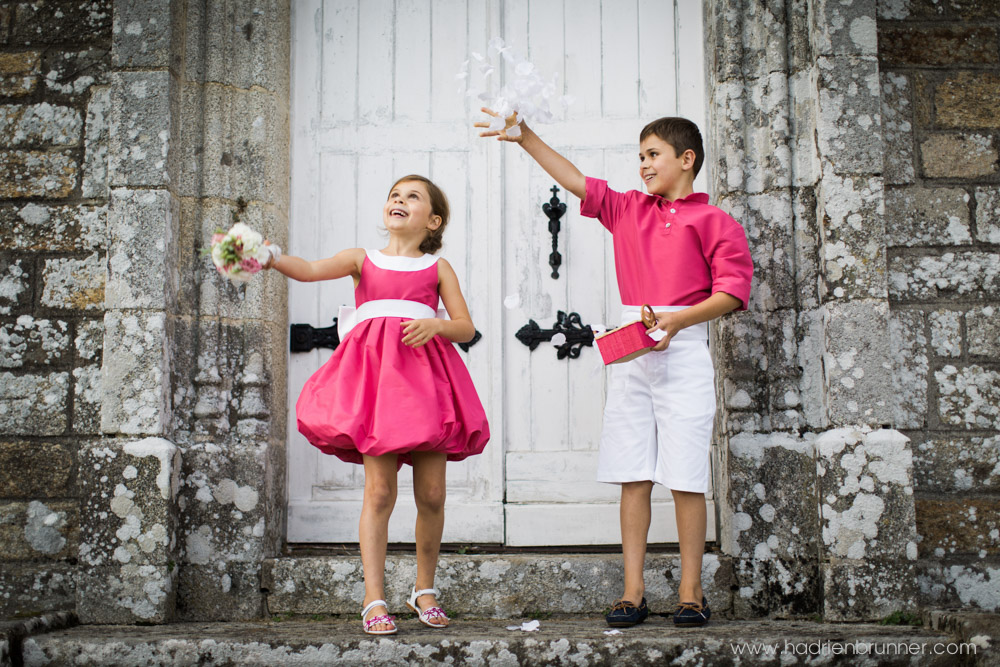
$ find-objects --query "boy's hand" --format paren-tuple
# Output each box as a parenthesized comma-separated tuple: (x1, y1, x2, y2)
(401, 318, 443, 347)
(647, 311, 683, 352)
(475, 107, 525, 143)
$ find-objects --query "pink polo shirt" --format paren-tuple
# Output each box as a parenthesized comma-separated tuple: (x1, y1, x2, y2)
(580, 177, 753, 310)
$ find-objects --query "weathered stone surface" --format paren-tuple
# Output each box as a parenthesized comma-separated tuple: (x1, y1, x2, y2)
(41, 48, 110, 99)
(823, 301, 893, 425)
(879, 0, 1000, 21)
(40, 253, 105, 311)
(11, 1, 112, 46)
(730, 557, 820, 619)
(0, 372, 68, 436)
(917, 560, 1000, 610)
(0, 257, 30, 316)
(889, 309, 927, 429)
(72, 364, 101, 434)
(967, 305, 1000, 358)
(817, 173, 886, 301)
(936, 364, 1000, 430)
(975, 186, 1000, 244)
(0, 203, 106, 252)
(81, 86, 110, 198)
(880, 71, 914, 185)
(810, 0, 877, 57)
(77, 438, 180, 623)
(816, 428, 917, 561)
(0, 501, 76, 561)
(0, 316, 70, 368)
(0, 51, 40, 97)
(0, 441, 73, 498)
(0, 149, 76, 198)
(0, 563, 75, 618)
(263, 554, 733, 618)
(822, 559, 917, 621)
(917, 497, 1000, 557)
(889, 251, 1000, 302)
(928, 309, 962, 358)
(880, 25, 997, 67)
(177, 563, 263, 621)
(885, 187, 971, 247)
(914, 435, 1000, 493)
(921, 133, 997, 179)
(936, 72, 1000, 129)
(107, 188, 178, 310)
(112, 0, 178, 69)
(100, 310, 168, 436)
(815, 57, 883, 175)
(741, 74, 793, 193)
(108, 70, 177, 188)
(74, 318, 103, 364)
(0, 103, 81, 146)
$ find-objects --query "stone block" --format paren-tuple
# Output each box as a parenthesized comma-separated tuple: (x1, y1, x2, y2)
(810, 0, 877, 57)
(731, 556, 820, 619)
(823, 301, 893, 425)
(106, 188, 178, 310)
(0, 501, 76, 561)
(708, 81, 748, 194)
(822, 558, 917, 621)
(815, 56, 884, 175)
(975, 187, 1000, 244)
(81, 86, 110, 198)
(789, 72, 821, 188)
(936, 364, 1000, 430)
(913, 435, 1000, 493)
(704, 0, 743, 83)
(100, 310, 169, 436)
(921, 133, 997, 179)
(73, 364, 101, 434)
(740, 73, 793, 193)
(928, 309, 962, 358)
(880, 71, 914, 185)
(0, 441, 73, 497)
(0, 563, 75, 618)
(176, 562, 263, 621)
(791, 187, 821, 310)
(741, 191, 796, 310)
(816, 427, 917, 561)
(77, 437, 180, 624)
(880, 25, 997, 67)
(0, 51, 40, 97)
(0, 371, 68, 435)
(936, 72, 1000, 130)
(112, 0, 178, 69)
(797, 308, 828, 428)
(108, 70, 177, 188)
(879, 0, 1000, 21)
(712, 308, 767, 379)
(11, 0, 112, 46)
(0, 103, 82, 146)
(967, 306, 1000, 358)
(889, 309, 927, 429)
(0, 257, 30, 316)
(889, 251, 1000, 302)
(0, 316, 70, 368)
(817, 173, 887, 301)
(0, 203, 106, 252)
(917, 497, 1000, 558)
(0, 149, 76, 198)
(40, 253, 105, 311)
(42, 48, 110, 100)
(885, 187, 971, 247)
(74, 318, 103, 364)
(917, 560, 1000, 611)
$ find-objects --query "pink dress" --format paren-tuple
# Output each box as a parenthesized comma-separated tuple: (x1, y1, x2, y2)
(296, 250, 490, 467)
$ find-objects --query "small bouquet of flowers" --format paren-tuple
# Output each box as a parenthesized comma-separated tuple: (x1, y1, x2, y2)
(205, 223, 280, 283)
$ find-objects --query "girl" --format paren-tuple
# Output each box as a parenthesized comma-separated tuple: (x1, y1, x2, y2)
(267, 175, 490, 635)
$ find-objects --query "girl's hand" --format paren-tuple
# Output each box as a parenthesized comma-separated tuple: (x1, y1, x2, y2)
(401, 318, 443, 347)
(475, 107, 525, 143)
(647, 311, 683, 352)
(262, 240, 276, 269)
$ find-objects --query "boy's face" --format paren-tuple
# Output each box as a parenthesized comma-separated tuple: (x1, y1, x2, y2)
(638, 135, 695, 197)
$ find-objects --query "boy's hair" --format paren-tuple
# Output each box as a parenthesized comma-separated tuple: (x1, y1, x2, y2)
(388, 174, 450, 254)
(639, 117, 704, 178)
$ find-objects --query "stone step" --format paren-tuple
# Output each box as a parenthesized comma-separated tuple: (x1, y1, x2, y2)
(263, 553, 734, 618)
(19, 617, 966, 666)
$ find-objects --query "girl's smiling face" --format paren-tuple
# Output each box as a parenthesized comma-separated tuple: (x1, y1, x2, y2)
(384, 180, 442, 237)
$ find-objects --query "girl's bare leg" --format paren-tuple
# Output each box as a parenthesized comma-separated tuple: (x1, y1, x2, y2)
(411, 451, 449, 624)
(360, 454, 399, 631)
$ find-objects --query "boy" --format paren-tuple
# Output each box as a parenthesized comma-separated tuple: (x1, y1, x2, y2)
(477, 110, 753, 627)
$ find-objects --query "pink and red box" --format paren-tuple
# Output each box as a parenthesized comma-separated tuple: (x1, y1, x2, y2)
(595, 305, 657, 365)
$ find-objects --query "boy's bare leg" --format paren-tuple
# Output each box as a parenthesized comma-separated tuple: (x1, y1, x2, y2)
(360, 454, 399, 631)
(672, 489, 707, 603)
(411, 451, 449, 625)
(620, 480, 654, 603)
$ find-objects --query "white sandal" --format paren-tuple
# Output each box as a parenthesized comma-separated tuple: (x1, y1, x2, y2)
(361, 599, 397, 635)
(406, 587, 449, 628)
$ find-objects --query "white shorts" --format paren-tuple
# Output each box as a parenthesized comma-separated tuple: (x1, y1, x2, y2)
(596, 306, 716, 493)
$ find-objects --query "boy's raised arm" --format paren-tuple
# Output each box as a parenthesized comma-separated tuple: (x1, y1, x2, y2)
(476, 108, 586, 201)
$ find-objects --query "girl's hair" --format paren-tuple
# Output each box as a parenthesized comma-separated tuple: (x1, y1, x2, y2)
(389, 175, 450, 254)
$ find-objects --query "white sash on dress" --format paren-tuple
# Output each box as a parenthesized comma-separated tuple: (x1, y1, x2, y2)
(338, 301, 448, 339)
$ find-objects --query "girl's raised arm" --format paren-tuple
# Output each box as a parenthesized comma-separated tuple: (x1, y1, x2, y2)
(269, 247, 364, 283)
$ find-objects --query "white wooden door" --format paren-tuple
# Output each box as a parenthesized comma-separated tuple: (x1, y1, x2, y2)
(287, 0, 713, 546)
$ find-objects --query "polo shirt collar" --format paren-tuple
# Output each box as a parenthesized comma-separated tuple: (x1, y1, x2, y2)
(653, 192, 710, 206)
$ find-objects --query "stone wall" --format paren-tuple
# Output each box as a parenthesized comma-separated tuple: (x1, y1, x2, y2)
(878, 0, 1000, 612)
(0, 0, 113, 618)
